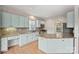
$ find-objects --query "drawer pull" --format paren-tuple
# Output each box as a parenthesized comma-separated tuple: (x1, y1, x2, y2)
(62, 40, 64, 41)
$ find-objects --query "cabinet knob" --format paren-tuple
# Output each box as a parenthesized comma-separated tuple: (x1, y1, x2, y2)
(62, 40, 64, 41)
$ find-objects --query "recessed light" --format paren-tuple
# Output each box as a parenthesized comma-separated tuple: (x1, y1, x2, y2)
(29, 16, 36, 20)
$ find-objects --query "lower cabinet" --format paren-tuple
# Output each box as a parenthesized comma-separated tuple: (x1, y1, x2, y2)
(47, 39, 73, 53)
(19, 34, 28, 46)
(0, 33, 38, 52)
(1, 38, 8, 52)
(38, 38, 73, 53)
(1, 36, 20, 52)
(19, 33, 38, 47)
(8, 36, 19, 47)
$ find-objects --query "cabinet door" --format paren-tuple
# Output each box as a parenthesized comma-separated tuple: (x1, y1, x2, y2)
(1, 38, 8, 52)
(38, 38, 48, 52)
(0, 12, 2, 27)
(11, 14, 19, 27)
(19, 16, 25, 27)
(67, 11, 74, 28)
(2, 12, 11, 27)
(61, 39, 73, 53)
(46, 39, 62, 53)
(25, 17, 29, 27)
(47, 39, 73, 53)
(8, 36, 19, 47)
(19, 35, 28, 46)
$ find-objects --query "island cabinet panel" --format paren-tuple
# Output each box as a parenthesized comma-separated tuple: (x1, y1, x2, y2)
(38, 37, 73, 53)
(38, 38, 48, 53)
(47, 39, 73, 53)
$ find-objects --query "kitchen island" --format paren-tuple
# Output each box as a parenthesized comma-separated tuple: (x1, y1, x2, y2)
(38, 34, 74, 54)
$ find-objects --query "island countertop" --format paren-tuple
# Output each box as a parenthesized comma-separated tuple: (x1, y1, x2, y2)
(39, 33, 74, 39)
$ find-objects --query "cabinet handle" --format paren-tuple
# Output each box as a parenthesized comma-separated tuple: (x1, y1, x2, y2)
(62, 40, 64, 41)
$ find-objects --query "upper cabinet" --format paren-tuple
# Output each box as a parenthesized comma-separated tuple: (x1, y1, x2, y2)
(0, 12, 2, 26)
(25, 16, 29, 27)
(19, 16, 25, 27)
(11, 14, 19, 27)
(67, 11, 74, 28)
(0, 12, 29, 27)
(2, 12, 12, 27)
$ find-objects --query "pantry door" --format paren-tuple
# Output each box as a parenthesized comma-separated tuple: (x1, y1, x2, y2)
(74, 6, 79, 54)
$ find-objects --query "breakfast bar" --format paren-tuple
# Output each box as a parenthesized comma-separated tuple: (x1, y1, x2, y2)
(38, 34, 74, 54)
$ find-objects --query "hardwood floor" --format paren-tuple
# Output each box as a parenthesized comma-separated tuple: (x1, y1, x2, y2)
(4, 40, 45, 54)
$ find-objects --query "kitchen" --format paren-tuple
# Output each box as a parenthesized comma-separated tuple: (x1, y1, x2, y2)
(0, 5, 79, 54)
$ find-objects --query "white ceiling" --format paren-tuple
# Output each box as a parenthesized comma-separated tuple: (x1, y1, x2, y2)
(4, 5, 74, 18)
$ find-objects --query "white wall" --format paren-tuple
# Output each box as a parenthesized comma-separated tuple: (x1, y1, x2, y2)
(45, 16, 66, 34)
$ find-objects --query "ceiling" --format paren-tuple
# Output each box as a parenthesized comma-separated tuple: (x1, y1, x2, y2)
(4, 5, 74, 18)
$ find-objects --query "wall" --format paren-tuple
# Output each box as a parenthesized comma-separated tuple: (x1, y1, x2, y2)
(45, 16, 67, 34)
(0, 6, 29, 17)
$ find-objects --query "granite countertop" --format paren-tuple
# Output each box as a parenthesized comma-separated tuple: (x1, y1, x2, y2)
(39, 33, 74, 39)
(0, 31, 38, 38)
(1, 33, 20, 38)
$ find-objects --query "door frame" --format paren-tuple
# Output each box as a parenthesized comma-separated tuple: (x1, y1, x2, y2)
(74, 6, 79, 54)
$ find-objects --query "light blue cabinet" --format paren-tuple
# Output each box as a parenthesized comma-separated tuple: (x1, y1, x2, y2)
(19, 16, 25, 27)
(19, 34, 27, 46)
(2, 12, 11, 27)
(67, 11, 74, 28)
(0, 12, 2, 27)
(25, 16, 29, 27)
(19, 33, 38, 47)
(1, 38, 8, 52)
(38, 38, 48, 52)
(0, 12, 29, 27)
(11, 14, 19, 27)
(38, 38, 73, 53)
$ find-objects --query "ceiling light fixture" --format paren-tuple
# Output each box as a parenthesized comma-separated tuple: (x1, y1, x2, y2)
(29, 16, 36, 20)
